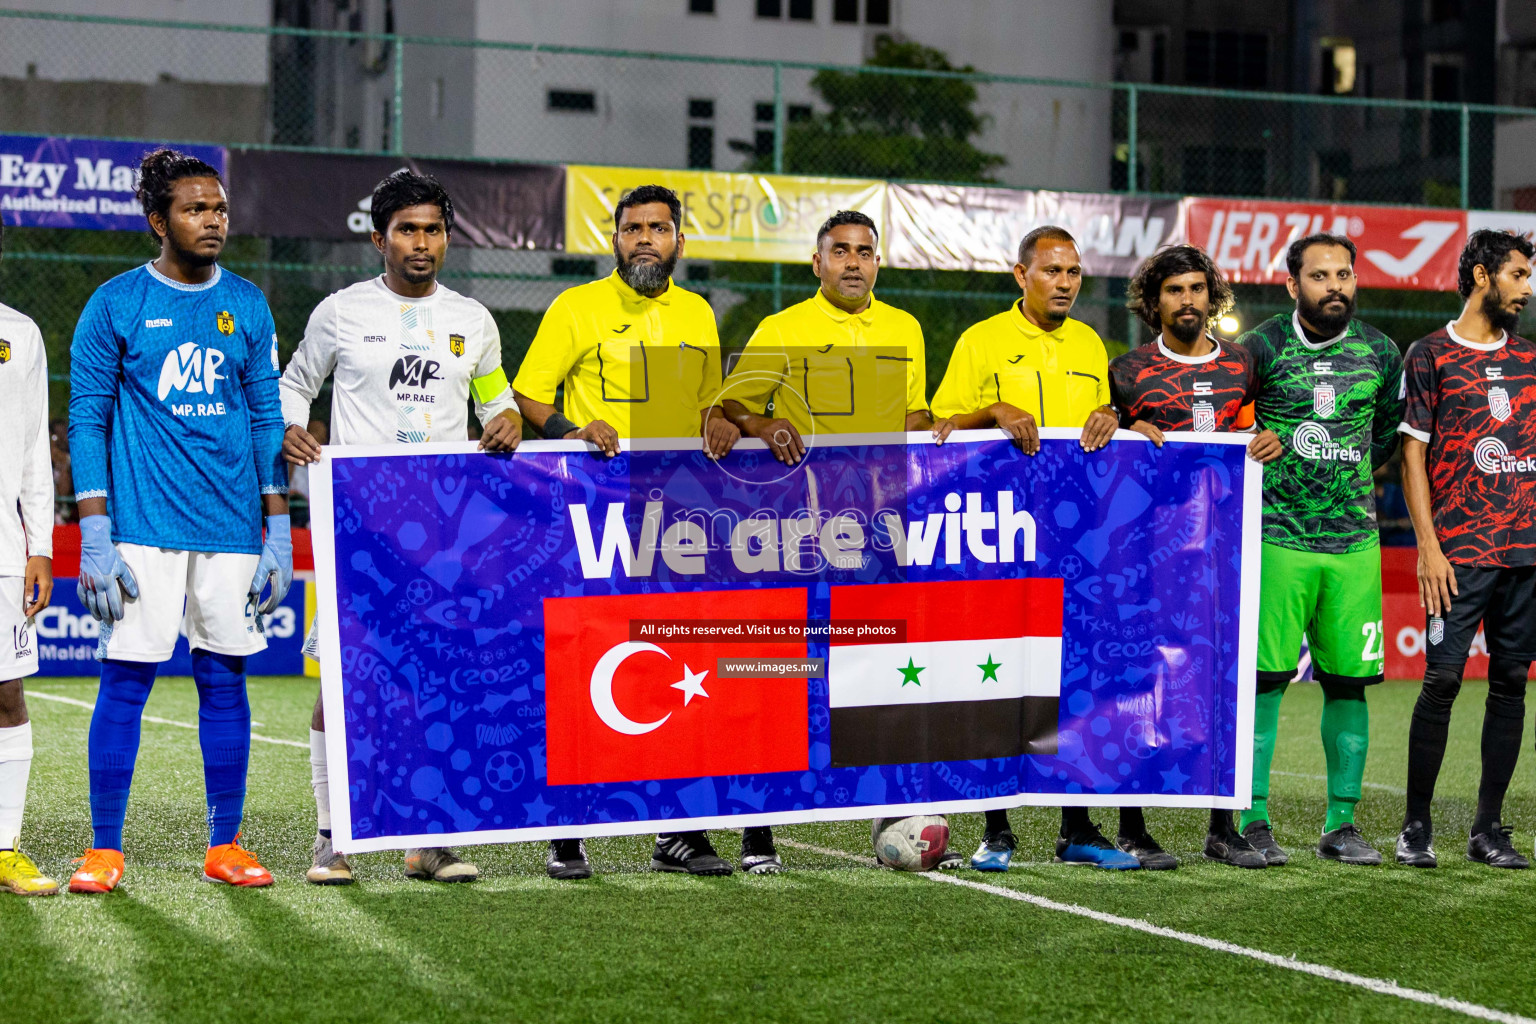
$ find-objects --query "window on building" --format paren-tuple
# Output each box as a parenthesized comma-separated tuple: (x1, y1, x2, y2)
(1184, 30, 1268, 90)
(1321, 37, 1356, 94)
(788, 103, 812, 122)
(789, 0, 814, 19)
(552, 258, 598, 278)
(688, 126, 715, 169)
(547, 89, 596, 113)
(1430, 0, 1462, 21)
(689, 0, 715, 12)
(757, 0, 782, 17)
(756, 102, 775, 123)
(755, 129, 776, 158)
(1183, 146, 1265, 196)
(1428, 59, 1464, 158)
(866, 0, 890, 23)
(688, 97, 716, 169)
(834, 0, 857, 21)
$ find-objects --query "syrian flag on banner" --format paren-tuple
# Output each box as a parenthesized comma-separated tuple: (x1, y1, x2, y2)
(543, 587, 810, 786)
(827, 578, 1063, 767)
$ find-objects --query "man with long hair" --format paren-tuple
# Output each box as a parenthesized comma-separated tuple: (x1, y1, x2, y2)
(1109, 244, 1281, 869)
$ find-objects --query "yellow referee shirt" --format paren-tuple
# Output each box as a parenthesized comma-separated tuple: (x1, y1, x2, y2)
(931, 301, 1110, 428)
(722, 290, 927, 437)
(513, 271, 722, 439)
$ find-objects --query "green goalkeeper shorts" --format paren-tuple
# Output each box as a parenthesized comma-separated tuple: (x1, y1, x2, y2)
(1257, 542, 1385, 686)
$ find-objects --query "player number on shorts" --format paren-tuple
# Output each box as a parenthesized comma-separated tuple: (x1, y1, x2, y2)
(12, 623, 28, 652)
(1360, 620, 1384, 662)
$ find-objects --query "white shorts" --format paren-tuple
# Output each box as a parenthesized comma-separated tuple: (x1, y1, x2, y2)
(101, 544, 266, 663)
(0, 576, 39, 682)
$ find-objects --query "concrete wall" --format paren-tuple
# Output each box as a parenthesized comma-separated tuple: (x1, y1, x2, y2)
(468, 0, 1115, 189)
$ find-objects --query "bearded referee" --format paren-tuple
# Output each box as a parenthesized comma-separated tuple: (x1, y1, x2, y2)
(1397, 229, 1536, 870)
(513, 184, 739, 879)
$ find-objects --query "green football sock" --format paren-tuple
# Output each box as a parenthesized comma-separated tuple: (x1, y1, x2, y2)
(1320, 682, 1369, 832)
(1240, 680, 1288, 831)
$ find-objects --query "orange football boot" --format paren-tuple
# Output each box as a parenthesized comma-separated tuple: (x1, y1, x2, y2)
(68, 848, 125, 894)
(203, 835, 273, 887)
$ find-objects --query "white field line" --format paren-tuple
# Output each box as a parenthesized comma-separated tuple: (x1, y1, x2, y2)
(28, 690, 307, 749)
(1272, 769, 1407, 795)
(775, 838, 1535, 1024)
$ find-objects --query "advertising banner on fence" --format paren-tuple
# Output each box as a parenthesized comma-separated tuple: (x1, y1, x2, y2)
(887, 184, 1180, 277)
(312, 431, 1260, 853)
(1466, 209, 1536, 239)
(227, 150, 565, 250)
(0, 134, 225, 231)
(564, 165, 884, 263)
(1182, 198, 1465, 290)
(30, 575, 310, 677)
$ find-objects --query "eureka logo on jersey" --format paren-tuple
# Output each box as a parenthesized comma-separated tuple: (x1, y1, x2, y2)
(1474, 437, 1536, 474)
(1291, 421, 1362, 463)
(158, 342, 227, 416)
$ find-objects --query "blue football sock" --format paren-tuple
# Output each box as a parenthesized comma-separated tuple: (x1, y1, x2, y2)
(88, 660, 159, 851)
(193, 650, 250, 847)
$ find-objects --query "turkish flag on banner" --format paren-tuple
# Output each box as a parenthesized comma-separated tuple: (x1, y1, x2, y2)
(544, 588, 810, 786)
(1182, 198, 1464, 291)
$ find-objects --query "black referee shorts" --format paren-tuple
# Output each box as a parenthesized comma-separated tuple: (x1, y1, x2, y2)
(1424, 564, 1536, 666)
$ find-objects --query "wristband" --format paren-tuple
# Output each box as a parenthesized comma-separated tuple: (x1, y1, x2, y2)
(544, 412, 579, 440)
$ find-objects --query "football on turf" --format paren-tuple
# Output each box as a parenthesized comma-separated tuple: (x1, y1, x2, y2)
(871, 815, 950, 871)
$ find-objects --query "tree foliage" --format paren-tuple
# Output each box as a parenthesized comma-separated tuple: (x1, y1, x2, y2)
(752, 34, 1004, 182)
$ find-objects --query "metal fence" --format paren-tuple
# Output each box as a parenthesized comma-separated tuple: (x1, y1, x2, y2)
(2, 8, 1532, 203)
(0, 5, 1486, 478)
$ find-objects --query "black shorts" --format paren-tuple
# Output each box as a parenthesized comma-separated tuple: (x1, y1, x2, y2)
(1424, 564, 1536, 665)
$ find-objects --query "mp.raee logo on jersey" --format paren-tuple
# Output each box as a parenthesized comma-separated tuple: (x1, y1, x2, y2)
(158, 341, 227, 416)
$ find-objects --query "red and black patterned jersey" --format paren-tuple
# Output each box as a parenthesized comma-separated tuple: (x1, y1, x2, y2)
(1109, 337, 1258, 433)
(1400, 325, 1536, 568)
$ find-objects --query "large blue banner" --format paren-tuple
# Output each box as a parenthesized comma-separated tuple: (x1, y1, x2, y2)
(0, 135, 226, 231)
(314, 430, 1260, 853)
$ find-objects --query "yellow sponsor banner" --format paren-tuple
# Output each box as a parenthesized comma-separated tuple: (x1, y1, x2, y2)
(565, 165, 886, 263)
(303, 579, 319, 678)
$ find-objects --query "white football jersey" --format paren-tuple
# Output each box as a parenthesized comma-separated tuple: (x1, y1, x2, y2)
(280, 276, 516, 445)
(0, 300, 53, 577)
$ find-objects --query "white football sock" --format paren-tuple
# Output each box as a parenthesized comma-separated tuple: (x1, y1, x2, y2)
(0, 721, 34, 850)
(310, 728, 331, 832)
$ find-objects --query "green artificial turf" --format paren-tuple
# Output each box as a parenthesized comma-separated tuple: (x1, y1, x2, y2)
(3, 677, 1534, 1024)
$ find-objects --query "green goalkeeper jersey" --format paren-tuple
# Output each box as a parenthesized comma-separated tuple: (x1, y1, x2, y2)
(1241, 312, 1404, 555)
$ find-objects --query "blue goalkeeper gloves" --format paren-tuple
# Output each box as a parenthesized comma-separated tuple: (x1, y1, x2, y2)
(77, 515, 138, 624)
(249, 514, 293, 614)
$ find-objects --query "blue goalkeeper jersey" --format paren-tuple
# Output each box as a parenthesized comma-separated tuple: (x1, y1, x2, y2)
(69, 262, 286, 554)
